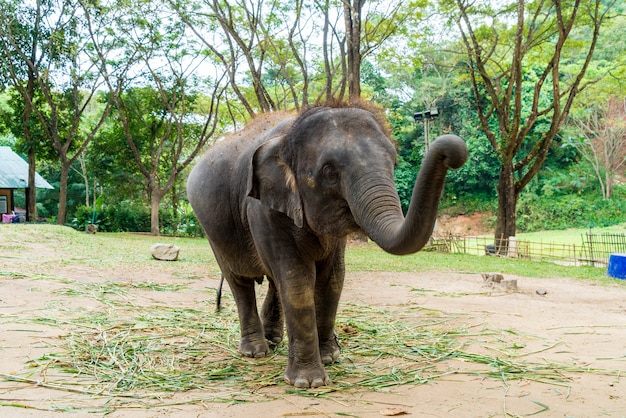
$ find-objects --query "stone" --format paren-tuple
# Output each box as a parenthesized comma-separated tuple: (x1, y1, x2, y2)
(481, 273, 518, 292)
(150, 243, 180, 261)
(481, 272, 504, 284)
(502, 279, 518, 292)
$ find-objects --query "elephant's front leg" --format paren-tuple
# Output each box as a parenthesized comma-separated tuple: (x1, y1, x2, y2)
(277, 267, 329, 388)
(315, 248, 345, 365)
(248, 208, 328, 388)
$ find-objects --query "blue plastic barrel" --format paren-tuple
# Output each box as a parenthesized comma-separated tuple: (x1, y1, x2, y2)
(607, 254, 626, 280)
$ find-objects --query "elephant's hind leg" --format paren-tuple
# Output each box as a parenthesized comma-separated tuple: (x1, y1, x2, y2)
(315, 248, 345, 365)
(261, 277, 284, 344)
(226, 274, 271, 358)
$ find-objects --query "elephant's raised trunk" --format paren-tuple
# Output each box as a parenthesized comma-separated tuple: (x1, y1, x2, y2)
(350, 135, 467, 256)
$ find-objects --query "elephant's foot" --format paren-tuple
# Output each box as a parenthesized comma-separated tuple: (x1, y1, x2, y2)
(264, 323, 284, 344)
(284, 361, 329, 388)
(239, 333, 271, 358)
(261, 281, 284, 344)
(319, 335, 341, 364)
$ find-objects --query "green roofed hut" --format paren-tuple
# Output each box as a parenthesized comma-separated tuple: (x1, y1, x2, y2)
(0, 146, 54, 222)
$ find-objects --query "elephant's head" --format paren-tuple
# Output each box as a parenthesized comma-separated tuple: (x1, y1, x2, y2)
(247, 105, 467, 255)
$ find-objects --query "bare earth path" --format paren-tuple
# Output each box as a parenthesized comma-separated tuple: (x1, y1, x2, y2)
(0, 225, 625, 417)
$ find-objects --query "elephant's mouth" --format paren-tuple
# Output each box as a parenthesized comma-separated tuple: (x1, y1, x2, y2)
(305, 200, 361, 238)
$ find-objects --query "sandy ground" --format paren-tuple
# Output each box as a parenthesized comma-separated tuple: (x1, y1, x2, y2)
(1, 225, 625, 417)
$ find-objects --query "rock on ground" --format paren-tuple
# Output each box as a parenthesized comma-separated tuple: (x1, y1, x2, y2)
(150, 243, 180, 261)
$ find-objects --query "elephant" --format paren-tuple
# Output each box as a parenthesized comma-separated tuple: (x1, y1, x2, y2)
(186, 103, 467, 388)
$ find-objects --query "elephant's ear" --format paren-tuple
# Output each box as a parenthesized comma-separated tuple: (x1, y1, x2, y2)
(247, 136, 304, 228)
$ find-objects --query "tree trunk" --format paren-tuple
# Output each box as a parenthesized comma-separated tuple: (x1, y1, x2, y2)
(56, 162, 69, 225)
(24, 67, 37, 222)
(150, 186, 163, 236)
(494, 163, 517, 255)
(27, 149, 37, 222)
(321, 0, 332, 101)
(605, 166, 613, 199)
(171, 182, 178, 235)
(344, 0, 362, 101)
(151, 197, 160, 235)
(80, 155, 89, 207)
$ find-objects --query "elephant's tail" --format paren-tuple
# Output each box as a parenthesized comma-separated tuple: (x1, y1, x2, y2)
(216, 275, 225, 312)
(215, 275, 264, 311)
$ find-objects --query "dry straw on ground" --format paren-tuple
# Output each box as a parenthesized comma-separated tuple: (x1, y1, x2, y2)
(1, 275, 618, 413)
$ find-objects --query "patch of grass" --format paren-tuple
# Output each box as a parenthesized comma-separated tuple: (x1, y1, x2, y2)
(0, 224, 221, 279)
(56, 281, 188, 298)
(2, 224, 618, 283)
(517, 225, 626, 246)
(345, 243, 611, 282)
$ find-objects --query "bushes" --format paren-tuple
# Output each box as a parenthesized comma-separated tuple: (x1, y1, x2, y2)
(70, 200, 150, 233)
(160, 201, 205, 237)
(69, 200, 204, 237)
(517, 187, 626, 232)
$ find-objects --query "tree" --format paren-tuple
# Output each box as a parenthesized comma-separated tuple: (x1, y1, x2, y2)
(174, 0, 412, 112)
(343, 0, 409, 101)
(0, 0, 44, 220)
(344, 0, 364, 100)
(172, 0, 319, 116)
(569, 97, 626, 199)
(445, 0, 617, 251)
(83, 0, 225, 234)
(0, 0, 112, 224)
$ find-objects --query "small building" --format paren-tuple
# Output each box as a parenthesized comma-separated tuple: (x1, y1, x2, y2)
(0, 146, 54, 222)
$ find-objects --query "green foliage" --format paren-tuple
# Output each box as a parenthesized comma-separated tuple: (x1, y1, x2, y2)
(70, 199, 204, 237)
(160, 201, 205, 238)
(2, 87, 51, 158)
(70, 200, 151, 233)
(70, 205, 97, 230)
(99, 201, 151, 232)
(443, 129, 499, 198)
(440, 192, 496, 216)
(394, 160, 417, 214)
(517, 186, 626, 232)
(0, 132, 15, 146)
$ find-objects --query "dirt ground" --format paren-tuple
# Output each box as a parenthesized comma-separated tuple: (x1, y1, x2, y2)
(1, 225, 626, 417)
(436, 213, 492, 236)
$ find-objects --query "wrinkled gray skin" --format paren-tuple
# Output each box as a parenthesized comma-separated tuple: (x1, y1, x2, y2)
(187, 106, 467, 388)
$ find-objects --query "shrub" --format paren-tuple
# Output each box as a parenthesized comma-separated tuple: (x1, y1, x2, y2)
(517, 186, 626, 232)
(69, 205, 99, 231)
(104, 201, 151, 232)
(69, 200, 150, 232)
(160, 201, 204, 237)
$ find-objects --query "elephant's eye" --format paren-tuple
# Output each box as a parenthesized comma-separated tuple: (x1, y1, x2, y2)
(322, 164, 339, 184)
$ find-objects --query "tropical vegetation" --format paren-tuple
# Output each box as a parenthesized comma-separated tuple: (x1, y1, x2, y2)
(0, 0, 624, 239)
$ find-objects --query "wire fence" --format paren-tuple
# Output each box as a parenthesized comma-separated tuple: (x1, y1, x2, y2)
(429, 231, 626, 267)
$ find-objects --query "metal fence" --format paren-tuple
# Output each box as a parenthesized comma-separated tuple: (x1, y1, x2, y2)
(581, 232, 626, 267)
(429, 231, 626, 267)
